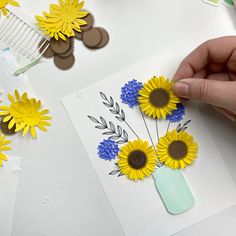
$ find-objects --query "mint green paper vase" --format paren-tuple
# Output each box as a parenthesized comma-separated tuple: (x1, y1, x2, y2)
(152, 166, 194, 215)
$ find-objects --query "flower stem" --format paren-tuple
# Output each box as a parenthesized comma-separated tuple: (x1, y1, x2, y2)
(139, 108, 155, 150)
(156, 119, 159, 143)
(167, 121, 171, 132)
(124, 121, 140, 139)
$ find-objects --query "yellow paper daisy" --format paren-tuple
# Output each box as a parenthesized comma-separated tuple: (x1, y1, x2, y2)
(139, 76, 180, 119)
(0, 132, 11, 167)
(0, 0, 20, 16)
(36, 0, 89, 40)
(157, 129, 198, 169)
(118, 139, 157, 181)
(0, 90, 51, 139)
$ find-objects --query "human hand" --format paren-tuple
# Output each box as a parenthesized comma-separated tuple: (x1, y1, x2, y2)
(173, 36, 236, 121)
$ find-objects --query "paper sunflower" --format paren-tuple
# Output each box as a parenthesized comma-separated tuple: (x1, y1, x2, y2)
(138, 76, 180, 119)
(36, 0, 89, 40)
(0, 0, 20, 16)
(157, 129, 198, 169)
(118, 139, 157, 181)
(0, 90, 51, 139)
(0, 132, 11, 167)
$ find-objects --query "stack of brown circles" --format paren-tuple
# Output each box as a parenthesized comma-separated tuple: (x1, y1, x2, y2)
(39, 37, 75, 71)
(74, 13, 110, 50)
(38, 12, 109, 71)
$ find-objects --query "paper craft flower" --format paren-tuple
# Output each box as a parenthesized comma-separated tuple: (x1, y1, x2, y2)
(0, 0, 20, 16)
(118, 139, 157, 181)
(98, 139, 119, 161)
(166, 103, 185, 123)
(0, 90, 51, 139)
(157, 129, 198, 169)
(0, 132, 11, 167)
(36, 0, 89, 40)
(138, 76, 180, 119)
(120, 79, 143, 108)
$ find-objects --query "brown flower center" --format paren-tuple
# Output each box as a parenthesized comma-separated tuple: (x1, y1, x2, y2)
(168, 141, 188, 160)
(128, 150, 147, 169)
(149, 89, 170, 108)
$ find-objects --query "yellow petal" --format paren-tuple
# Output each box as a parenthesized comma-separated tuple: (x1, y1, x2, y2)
(30, 126, 37, 139)
(8, 0, 20, 7)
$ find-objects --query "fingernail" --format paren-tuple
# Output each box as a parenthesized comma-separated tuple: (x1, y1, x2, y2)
(173, 82, 190, 98)
(222, 112, 236, 122)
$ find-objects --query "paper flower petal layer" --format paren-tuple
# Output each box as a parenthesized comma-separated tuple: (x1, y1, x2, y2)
(157, 129, 198, 169)
(138, 76, 180, 119)
(36, 0, 89, 40)
(118, 139, 157, 181)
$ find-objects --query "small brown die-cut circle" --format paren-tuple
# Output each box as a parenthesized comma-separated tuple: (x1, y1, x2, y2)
(82, 28, 102, 48)
(54, 54, 75, 71)
(0, 119, 16, 136)
(128, 150, 147, 169)
(149, 89, 170, 108)
(57, 38, 74, 58)
(74, 31, 83, 40)
(81, 13, 94, 32)
(96, 27, 110, 49)
(51, 38, 71, 54)
(168, 141, 188, 160)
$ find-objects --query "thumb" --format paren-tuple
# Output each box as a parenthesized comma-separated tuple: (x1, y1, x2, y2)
(173, 78, 236, 112)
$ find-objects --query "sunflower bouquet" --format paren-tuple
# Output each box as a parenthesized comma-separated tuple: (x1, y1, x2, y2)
(88, 76, 198, 214)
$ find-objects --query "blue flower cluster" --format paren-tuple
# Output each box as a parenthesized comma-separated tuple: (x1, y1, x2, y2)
(166, 103, 185, 123)
(98, 139, 120, 161)
(120, 79, 143, 108)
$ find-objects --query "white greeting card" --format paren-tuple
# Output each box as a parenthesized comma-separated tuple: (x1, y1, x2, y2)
(62, 50, 236, 235)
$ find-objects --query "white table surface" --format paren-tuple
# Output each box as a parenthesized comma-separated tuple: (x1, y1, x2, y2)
(3, 0, 236, 235)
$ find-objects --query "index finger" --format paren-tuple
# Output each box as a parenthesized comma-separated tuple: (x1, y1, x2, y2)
(173, 36, 236, 82)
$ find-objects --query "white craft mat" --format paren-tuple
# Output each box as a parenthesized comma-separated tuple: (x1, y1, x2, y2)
(63, 49, 236, 235)
(0, 156, 21, 236)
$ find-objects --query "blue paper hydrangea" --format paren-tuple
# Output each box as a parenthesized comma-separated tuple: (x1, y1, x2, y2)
(120, 79, 143, 108)
(166, 103, 185, 123)
(98, 139, 120, 161)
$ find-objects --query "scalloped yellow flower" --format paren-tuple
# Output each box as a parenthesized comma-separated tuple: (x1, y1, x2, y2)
(139, 76, 180, 119)
(157, 129, 198, 169)
(0, 0, 20, 16)
(0, 90, 51, 139)
(36, 0, 89, 40)
(118, 139, 157, 181)
(0, 132, 11, 167)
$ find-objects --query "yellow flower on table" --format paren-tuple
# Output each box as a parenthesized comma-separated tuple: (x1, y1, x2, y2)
(157, 129, 198, 169)
(0, 132, 11, 167)
(0, 90, 51, 139)
(139, 76, 180, 119)
(0, 0, 20, 16)
(118, 139, 157, 181)
(36, 0, 89, 41)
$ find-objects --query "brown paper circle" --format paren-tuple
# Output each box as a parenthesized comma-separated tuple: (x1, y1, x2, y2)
(96, 27, 109, 49)
(81, 13, 94, 32)
(128, 150, 147, 169)
(168, 141, 188, 160)
(149, 89, 170, 107)
(51, 38, 71, 54)
(0, 119, 16, 136)
(74, 31, 83, 40)
(38, 40, 54, 59)
(57, 38, 74, 58)
(82, 28, 102, 48)
(54, 54, 75, 71)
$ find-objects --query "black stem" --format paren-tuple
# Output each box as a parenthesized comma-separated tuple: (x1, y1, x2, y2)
(167, 121, 171, 132)
(155, 119, 159, 142)
(124, 121, 140, 139)
(139, 107, 156, 151)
